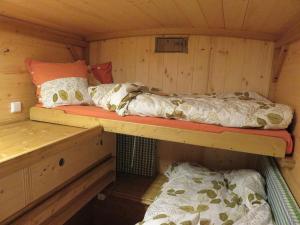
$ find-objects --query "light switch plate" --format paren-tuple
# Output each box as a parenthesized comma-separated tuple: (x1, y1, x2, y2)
(10, 102, 22, 113)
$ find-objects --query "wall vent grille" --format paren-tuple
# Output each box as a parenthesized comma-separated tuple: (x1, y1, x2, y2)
(155, 37, 188, 53)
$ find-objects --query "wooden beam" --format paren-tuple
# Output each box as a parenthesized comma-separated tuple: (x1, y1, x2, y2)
(272, 45, 289, 82)
(66, 45, 82, 61)
(0, 15, 87, 48)
(276, 21, 300, 47)
(87, 28, 278, 42)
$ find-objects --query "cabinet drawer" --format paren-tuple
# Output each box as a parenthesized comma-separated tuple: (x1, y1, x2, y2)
(0, 170, 26, 221)
(30, 136, 111, 201)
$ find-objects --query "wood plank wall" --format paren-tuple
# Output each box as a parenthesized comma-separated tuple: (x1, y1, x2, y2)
(90, 35, 274, 96)
(274, 40, 300, 205)
(0, 28, 82, 125)
(89, 35, 275, 171)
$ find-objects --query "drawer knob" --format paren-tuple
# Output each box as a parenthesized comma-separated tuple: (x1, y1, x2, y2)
(59, 158, 65, 167)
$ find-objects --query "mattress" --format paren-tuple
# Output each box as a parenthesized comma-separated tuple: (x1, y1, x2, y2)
(34, 105, 293, 154)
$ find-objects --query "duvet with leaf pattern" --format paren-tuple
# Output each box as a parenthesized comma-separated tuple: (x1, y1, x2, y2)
(136, 163, 274, 225)
(89, 83, 293, 129)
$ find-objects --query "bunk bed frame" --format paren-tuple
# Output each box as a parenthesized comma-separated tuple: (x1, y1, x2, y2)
(30, 107, 287, 158)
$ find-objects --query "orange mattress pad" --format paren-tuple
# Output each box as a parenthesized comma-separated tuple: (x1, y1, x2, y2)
(38, 105, 293, 154)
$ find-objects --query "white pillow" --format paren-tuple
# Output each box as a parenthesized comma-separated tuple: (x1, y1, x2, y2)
(40, 77, 92, 108)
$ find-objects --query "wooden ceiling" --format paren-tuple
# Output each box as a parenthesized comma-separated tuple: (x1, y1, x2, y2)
(1, 0, 300, 42)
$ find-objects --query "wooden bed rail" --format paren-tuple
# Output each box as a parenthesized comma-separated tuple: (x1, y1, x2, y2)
(30, 107, 287, 158)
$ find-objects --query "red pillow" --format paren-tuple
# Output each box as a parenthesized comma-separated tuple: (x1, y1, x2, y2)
(91, 62, 113, 84)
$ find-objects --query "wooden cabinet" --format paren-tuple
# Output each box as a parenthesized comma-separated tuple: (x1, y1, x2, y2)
(0, 170, 27, 221)
(29, 134, 111, 202)
(0, 121, 116, 224)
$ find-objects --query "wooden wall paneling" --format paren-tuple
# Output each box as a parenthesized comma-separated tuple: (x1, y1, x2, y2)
(93, 35, 274, 96)
(191, 36, 211, 94)
(207, 37, 229, 93)
(207, 37, 245, 93)
(176, 37, 195, 93)
(89, 42, 99, 65)
(109, 39, 125, 84)
(88, 41, 99, 85)
(148, 36, 164, 89)
(135, 36, 151, 85)
(0, 28, 83, 124)
(222, 38, 246, 93)
(163, 53, 179, 93)
(241, 40, 274, 95)
(123, 37, 137, 83)
(207, 38, 274, 95)
(274, 40, 300, 205)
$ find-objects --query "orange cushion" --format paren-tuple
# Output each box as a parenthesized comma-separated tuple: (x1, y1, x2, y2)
(91, 62, 113, 84)
(25, 59, 88, 97)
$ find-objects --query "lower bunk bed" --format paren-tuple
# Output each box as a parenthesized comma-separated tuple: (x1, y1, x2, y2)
(30, 106, 293, 158)
(112, 158, 299, 225)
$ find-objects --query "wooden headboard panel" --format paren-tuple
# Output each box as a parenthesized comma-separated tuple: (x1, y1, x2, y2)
(90, 35, 274, 96)
(0, 27, 83, 125)
(274, 40, 300, 205)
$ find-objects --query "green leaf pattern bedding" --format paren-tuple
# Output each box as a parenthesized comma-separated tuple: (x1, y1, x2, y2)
(89, 83, 293, 129)
(41, 77, 92, 107)
(136, 163, 274, 225)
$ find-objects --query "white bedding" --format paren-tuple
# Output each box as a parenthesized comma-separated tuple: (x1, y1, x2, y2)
(89, 83, 293, 129)
(136, 163, 274, 225)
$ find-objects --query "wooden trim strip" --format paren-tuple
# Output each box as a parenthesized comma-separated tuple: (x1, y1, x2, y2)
(0, 15, 88, 48)
(30, 107, 287, 158)
(86, 28, 279, 42)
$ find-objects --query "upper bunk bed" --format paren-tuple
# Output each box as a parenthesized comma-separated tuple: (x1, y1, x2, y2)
(30, 105, 292, 158)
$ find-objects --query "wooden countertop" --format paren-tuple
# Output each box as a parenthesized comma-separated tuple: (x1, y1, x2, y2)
(0, 120, 102, 177)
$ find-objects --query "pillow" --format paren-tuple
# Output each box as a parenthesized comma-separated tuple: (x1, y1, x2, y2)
(41, 77, 92, 108)
(25, 59, 88, 99)
(91, 62, 113, 84)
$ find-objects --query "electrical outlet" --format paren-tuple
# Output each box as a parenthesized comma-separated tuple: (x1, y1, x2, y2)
(10, 102, 22, 113)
